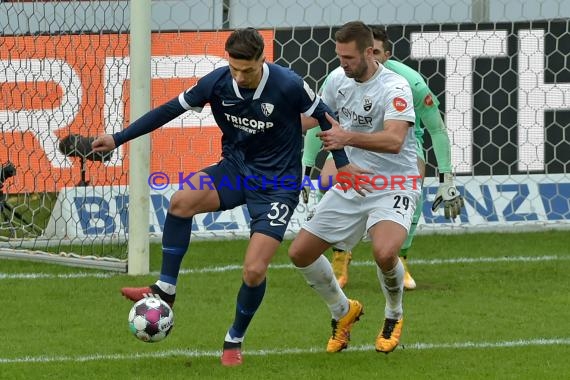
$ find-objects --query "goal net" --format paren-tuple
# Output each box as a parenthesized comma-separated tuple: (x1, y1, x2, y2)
(1, 0, 568, 271)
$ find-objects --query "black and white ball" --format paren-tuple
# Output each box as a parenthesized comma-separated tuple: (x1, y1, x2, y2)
(128, 297, 174, 343)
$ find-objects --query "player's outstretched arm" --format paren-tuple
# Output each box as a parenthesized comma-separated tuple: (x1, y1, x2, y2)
(420, 101, 452, 173)
(93, 97, 187, 151)
(420, 98, 465, 219)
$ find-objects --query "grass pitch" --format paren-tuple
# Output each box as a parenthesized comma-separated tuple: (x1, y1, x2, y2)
(1, 230, 569, 379)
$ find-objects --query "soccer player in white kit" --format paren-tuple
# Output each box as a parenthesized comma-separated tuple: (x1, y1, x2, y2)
(289, 21, 420, 353)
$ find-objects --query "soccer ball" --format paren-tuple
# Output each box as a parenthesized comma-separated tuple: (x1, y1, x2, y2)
(128, 297, 174, 343)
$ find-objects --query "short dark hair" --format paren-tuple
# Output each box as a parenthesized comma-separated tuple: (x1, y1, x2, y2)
(225, 27, 265, 60)
(369, 25, 392, 53)
(334, 21, 373, 52)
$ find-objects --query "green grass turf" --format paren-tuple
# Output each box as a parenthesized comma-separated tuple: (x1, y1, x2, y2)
(0, 230, 569, 379)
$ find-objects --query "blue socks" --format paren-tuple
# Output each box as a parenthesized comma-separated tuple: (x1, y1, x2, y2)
(228, 279, 267, 341)
(159, 212, 193, 286)
(160, 212, 266, 344)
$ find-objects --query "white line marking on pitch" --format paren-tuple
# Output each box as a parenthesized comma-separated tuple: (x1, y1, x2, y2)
(0, 338, 568, 364)
(0, 254, 568, 280)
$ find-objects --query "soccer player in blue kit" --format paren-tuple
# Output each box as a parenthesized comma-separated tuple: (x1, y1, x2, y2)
(92, 27, 366, 367)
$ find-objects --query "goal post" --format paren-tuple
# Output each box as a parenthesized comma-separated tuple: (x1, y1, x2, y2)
(127, 0, 152, 275)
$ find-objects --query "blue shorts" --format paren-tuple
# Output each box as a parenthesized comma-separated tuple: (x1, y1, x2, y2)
(202, 159, 300, 241)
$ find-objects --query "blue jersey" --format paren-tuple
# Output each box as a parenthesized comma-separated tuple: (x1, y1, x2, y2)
(179, 62, 317, 186)
(112, 62, 348, 190)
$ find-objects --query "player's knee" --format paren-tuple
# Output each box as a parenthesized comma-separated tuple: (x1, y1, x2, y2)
(168, 190, 198, 217)
(242, 264, 267, 286)
(288, 241, 307, 267)
(288, 243, 300, 263)
(372, 244, 399, 269)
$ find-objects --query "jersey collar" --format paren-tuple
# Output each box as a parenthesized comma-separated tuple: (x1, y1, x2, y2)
(232, 62, 270, 100)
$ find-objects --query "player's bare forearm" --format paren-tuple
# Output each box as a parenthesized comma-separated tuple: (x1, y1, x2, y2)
(342, 129, 404, 153)
(319, 119, 410, 154)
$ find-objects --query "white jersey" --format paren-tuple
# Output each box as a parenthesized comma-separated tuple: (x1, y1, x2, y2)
(321, 64, 419, 191)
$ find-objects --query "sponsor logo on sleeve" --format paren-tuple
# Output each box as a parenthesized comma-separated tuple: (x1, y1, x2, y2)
(393, 97, 407, 112)
(424, 93, 434, 106)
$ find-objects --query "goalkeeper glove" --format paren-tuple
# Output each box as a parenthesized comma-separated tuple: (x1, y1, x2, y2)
(431, 173, 464, 219)
(301, 166, 313, 204)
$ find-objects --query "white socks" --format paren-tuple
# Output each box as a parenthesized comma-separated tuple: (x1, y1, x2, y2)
(296, 255, 349, 320)
(156, 280, 176, 295)
(376, 259, 404, 320)
(225, 331, 244, 344)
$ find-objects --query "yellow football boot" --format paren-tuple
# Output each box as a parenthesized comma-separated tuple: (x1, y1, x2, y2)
(326, 299, 364, 353)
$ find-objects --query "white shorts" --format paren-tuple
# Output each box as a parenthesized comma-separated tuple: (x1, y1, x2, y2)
(303, 187, 420, 251)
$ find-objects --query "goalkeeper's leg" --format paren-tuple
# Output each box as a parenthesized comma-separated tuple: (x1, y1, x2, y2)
(303, 128, 325, 206)
(399, 155, 426, 290)
(399, 191, 422, 290)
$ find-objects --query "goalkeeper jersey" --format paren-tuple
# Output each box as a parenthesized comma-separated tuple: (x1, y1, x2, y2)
(383, 59, 452, 173)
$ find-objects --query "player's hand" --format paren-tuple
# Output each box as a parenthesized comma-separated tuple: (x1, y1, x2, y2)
(91, 134, 116, 152)
(336, 163, 373, 196)
(431, 173, 464, 219)
(318, 113, 349, 150)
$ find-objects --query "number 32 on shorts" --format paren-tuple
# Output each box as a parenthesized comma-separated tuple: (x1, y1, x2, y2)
(268, 202, 291, 227)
